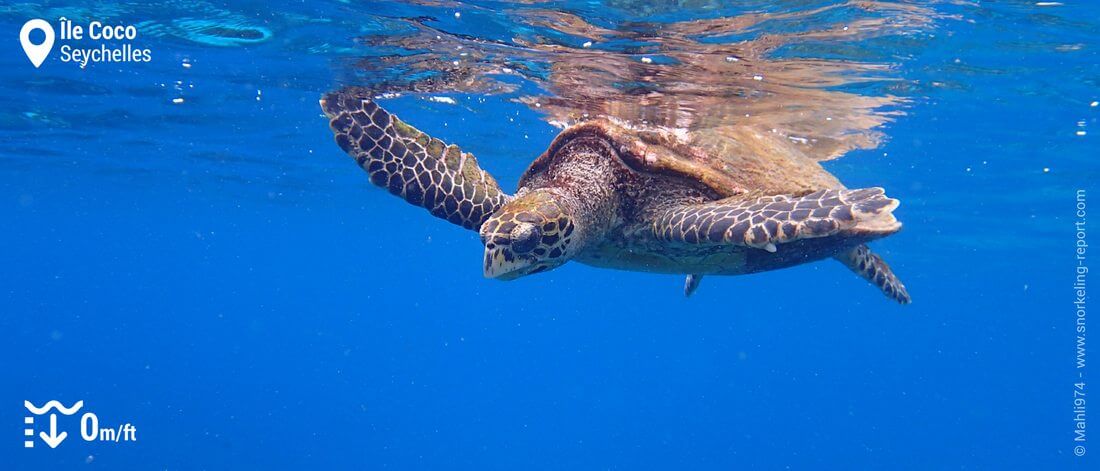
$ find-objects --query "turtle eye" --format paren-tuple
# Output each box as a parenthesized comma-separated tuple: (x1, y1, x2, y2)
(509, 223, 541, 254)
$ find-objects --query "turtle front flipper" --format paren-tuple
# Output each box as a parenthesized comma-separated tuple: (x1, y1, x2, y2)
(652, 188, 901, 250)
(320, 90, 511, 230)
(835, 245, 911, 304)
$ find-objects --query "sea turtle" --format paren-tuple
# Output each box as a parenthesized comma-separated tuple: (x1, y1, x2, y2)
(320, 91, 910, 303)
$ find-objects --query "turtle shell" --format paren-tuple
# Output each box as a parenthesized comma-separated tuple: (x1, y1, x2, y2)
(520, 119, 843, 198)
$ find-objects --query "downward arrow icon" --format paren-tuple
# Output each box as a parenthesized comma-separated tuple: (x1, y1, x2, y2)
(39, 414, 67, 448)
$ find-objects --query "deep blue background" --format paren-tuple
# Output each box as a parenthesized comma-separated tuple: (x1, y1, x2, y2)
(1, 1, 1098, 469)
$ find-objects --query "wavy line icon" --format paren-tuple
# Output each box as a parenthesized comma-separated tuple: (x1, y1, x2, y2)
(25, 400, 83, 415)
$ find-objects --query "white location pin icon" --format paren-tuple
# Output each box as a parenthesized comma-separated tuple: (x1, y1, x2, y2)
(20, 19, 55, 68)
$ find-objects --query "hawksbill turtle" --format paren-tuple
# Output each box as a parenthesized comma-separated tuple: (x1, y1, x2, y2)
(319, 92, 910, 303)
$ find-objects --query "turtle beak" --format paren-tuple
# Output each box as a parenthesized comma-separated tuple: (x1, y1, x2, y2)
(483, 246, 536, 281)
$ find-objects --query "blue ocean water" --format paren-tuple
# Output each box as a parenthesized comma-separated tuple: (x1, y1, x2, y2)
(1, 0, 1097, 469)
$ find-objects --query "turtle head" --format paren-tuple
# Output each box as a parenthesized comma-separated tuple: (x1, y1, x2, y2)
(479, 191, 578, 280)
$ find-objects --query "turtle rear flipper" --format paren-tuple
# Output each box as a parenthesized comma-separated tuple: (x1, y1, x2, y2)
(835, 245, 911, 304)
(321, 90, 511, 231)
(653, 187, 901, 250)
